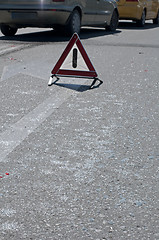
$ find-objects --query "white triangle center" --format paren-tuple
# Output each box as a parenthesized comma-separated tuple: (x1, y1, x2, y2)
(61, 43, 88, 71)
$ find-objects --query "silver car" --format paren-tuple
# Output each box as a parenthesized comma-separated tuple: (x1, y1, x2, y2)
(0, 0, 119, 36)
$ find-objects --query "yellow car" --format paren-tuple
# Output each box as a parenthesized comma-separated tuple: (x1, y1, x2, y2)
(117, 0, 159, 26)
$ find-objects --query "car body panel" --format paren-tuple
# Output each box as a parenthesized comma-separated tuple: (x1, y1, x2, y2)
(95, 0, 114, 24)
(0, 0, 118, 29)
(117, 0, 159, 21)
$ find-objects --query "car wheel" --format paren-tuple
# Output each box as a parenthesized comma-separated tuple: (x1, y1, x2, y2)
(106, 10, 118, 32)
(66, 9, 81, 36)
(1, 24, 17, 36)
(137, 10, 146, 27)
(153, 11, 159, 24)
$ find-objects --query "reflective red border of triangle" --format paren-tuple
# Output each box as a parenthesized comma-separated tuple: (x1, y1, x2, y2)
(51, 33, 98, 78)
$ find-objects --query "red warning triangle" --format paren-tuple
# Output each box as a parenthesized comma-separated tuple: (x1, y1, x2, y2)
(51, 33, 97, 79)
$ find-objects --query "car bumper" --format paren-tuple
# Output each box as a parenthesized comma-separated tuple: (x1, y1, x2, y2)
(118, 4, 143, 20)
(0, 9, 70, 28)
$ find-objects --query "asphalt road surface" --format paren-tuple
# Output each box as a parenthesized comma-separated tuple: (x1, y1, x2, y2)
(0, 21, 159, 240)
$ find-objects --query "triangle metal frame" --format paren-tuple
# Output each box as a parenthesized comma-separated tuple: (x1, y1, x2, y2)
(48, 33, 103, 88)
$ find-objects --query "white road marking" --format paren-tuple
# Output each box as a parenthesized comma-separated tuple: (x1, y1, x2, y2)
(0, 83, 83, 162)
(0, 43, 93, 162)
(0, 44, 30, 56)
(1, 65, 8, 81)
(1, 59, 52, 82)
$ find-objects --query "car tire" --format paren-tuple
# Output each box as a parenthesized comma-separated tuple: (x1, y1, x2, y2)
(137, 10, 146, 27)
(1, 24, 17, 36)
(65, 9, 81, 36)
(106, 10, 118, 32)
(153, 11, 159, 24)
